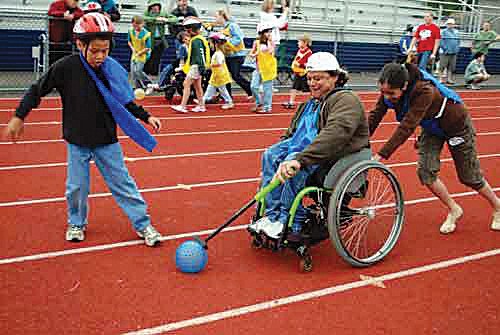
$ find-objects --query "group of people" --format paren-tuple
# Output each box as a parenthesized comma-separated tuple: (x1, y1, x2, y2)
(4, 5, 499, 246)
(400, 12, 499, 89)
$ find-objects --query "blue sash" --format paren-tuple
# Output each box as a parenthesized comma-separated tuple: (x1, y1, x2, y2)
(79, 53, 157, 152)
(384, 69, 463, 139)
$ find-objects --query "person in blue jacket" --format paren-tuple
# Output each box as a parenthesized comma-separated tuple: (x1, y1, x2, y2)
(439, 18, 460, 84)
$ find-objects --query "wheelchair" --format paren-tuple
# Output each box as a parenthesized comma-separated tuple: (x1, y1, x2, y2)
(247, 149, 405, 272)
(163, 68, 211, 102)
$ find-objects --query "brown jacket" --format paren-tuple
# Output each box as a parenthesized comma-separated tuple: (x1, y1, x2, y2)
(369, 65, 469, 159)
(283, 89, 370, 167)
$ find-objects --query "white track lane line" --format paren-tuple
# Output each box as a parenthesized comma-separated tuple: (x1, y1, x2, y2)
(0, 96, 498, 113)
(2, 114, 500, 127)
(0, 186, 498, 266)
(1, 145, 500, 173)
(0, 153, 499, 207)
(121, 247, 500, 335)
(1, 128, 500, 146)
(0, 128, 287, 145)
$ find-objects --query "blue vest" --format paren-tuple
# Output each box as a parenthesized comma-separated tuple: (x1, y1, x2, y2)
(384, 69, 463, 139)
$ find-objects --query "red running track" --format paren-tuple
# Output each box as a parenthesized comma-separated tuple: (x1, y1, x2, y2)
(0, 91, 499, 334)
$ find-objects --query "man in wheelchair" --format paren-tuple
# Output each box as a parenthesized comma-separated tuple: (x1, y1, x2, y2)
(249, 52, 371, 239)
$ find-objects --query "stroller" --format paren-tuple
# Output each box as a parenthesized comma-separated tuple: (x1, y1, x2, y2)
(162, 65, 211, 102)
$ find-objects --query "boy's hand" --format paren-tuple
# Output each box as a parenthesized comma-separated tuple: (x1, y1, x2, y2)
(4, 116, 24, 141)
(372, 154, 382, 162)
(147, 116, 162, 133)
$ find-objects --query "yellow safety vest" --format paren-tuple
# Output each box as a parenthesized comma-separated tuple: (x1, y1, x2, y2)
(183, 34, 211, 75)
(209, 51, 232, 87)
(128, 28, 151, 63)
(221, 25, 245, 55)
(256, 40, 277, 82)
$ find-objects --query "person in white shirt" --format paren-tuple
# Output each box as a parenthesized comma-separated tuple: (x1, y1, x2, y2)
(259, 0, 289, 80)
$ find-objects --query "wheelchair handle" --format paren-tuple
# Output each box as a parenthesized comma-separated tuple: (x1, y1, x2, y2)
(254, 178, 281, 202)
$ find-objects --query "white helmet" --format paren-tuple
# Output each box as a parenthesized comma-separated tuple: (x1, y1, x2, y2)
(306, 52, 341, 72)
(257, 21, 274, 33)
(182, 16, 202, 27)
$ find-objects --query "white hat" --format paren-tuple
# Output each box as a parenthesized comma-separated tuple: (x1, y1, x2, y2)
(306, 52, 341, 72)
(445, 18, 455, 25)
(182, 16, 202, 26)
(257, 21, 274, 33)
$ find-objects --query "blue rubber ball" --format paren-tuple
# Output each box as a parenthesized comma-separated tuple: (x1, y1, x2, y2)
(175, 240, 208, 273)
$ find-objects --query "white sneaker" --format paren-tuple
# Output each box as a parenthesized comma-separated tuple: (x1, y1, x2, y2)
(171, 105, 188, 113)
(221, 103, 234, 110)
(249, 216, 272, 233)
(137, 224, 162, 247)
(192, 105, 207, 113)
(440, 206, 463, 234)
(145, 84, 154, 95)
(260, 220, 284, 239)
(66, 225, 86, 242)
(470, 83, 481, 90)
(491, 211, 500, 231)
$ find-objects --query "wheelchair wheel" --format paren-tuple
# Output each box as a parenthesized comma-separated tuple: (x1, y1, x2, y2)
(328, 160, 404, 267)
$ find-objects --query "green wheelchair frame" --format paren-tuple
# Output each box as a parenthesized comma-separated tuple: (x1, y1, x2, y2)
(250, 155, 405, 273)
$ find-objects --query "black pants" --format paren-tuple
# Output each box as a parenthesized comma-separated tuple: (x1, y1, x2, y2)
(226, 56, 252, 97)
(144, 39, 165, 76)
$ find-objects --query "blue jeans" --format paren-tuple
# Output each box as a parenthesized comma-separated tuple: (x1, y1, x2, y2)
(261, 142, 318, 225)
(131, 60, 152, 89)
(251, 70, 273, 112)
(158, 64, 173, 88)
(66, 143, 151, 231)
(418, 51, 432, 70)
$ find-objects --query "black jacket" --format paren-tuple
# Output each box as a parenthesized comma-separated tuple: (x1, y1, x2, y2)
(16, 55, 150, 148)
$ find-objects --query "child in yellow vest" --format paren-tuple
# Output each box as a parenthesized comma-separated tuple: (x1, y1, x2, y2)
(128, 15, 153, 91)
(249, 22, 277, 113)
(171, 17, 211, 113)
(203, 33, 234, 109)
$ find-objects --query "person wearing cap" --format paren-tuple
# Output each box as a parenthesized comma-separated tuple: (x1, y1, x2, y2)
(171, 16, 210, 113)
(369, 62, 500, 234)
(4, 12, 163, 246)
(439, 18, 460, 84)
(282, 33, 313, 109)
(249, 22, 277, 113)
(143, 0, 178, 76)
(408, 12, 441, 71)
(203, 32, 234, 109)
(249, 52, 370, 239)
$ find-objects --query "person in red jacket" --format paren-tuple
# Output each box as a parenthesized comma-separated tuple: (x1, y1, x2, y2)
(282, 33, 313, 109)
(48, 0, 84, 65)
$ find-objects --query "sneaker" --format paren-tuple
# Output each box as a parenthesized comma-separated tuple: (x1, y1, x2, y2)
(66, 225, 86, 242)
(192, 105, 207, 113)
(439, 206, 463, 234)
(260, 220, 284, 239)
(250, 104, 262, 113)
(145, 84, 154, 95)
(446, 80, 456, 85)
(221, 103, 234, 110)
(491, 211, 500, 231)
(247, 96, 255, 102)
(171, 105, 188, 113)
(282, 102, 295, 109)
(256, 109, 272, 114)
(470, 83, 481, 90)
(248, 216, 272, 233)
(137, 224, 162, 247)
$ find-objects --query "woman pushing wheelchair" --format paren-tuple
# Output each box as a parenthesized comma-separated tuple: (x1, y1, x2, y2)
(249, 52, 371, 239)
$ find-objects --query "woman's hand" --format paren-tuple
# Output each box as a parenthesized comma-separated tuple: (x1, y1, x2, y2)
(147, 116, 162, 133)
(4, 116, 25, 142)
(275, 160, 301, 183)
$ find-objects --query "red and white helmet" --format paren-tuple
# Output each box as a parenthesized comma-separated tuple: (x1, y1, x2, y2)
(208, 32, 226, 42)
(83, 2, 102, 13)
(73, 12, 115, 40)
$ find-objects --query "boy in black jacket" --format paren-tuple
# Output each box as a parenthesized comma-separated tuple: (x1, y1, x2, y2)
(5, 13, 163, 246)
